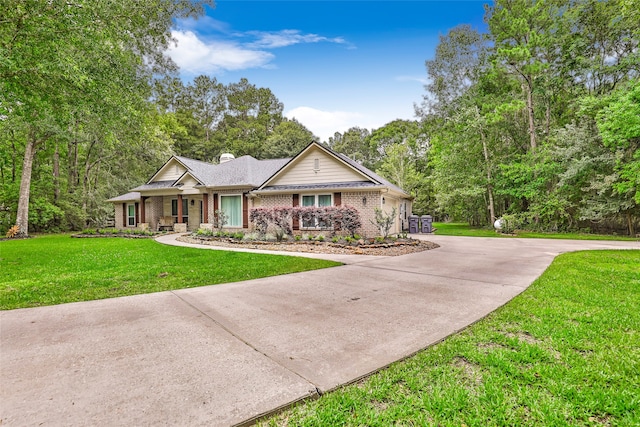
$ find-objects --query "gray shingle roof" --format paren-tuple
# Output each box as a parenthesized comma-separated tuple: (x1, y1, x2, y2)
(131, 180, 175, 191)
(174, 156, 216, 184)
(107, 191, 141, 202)
(259, 182, 382, 192)
(139, 155, 290, 189)
(199, 156, 290, 187)
(111, 142, 409, 203)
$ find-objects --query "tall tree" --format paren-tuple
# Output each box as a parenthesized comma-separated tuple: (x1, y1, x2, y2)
(368, 120, 428, 170)
(185, 75, 226, 141)
(417, 25, 489, 116)
(593, 79, 640, 234)
(213, 78, 284, 158)
(328, 127, 372, 167)
(486, 0, 564, 152)
(1, 0, 212, 236)
(264, 118, 317, 159)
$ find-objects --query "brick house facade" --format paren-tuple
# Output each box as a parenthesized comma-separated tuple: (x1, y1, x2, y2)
(108, 142, 413, 237)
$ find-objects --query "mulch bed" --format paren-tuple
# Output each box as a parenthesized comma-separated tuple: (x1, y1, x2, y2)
(70, 233, 162, 239)
(177, 235, 439, 256)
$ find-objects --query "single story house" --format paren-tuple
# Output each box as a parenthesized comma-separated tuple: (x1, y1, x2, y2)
(108, 141, 413, 236)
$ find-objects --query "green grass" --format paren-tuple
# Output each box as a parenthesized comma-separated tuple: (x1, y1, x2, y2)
(0, 235, 341, 310)
(433, 222, 506, 237)
(433, 222, 639, 241)
(261, 250, 640, 427)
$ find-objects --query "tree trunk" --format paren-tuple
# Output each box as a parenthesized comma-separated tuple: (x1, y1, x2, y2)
(545, 100, 551, 137)
(480, 127, 496, 225)
(11, 136, 17, 182)
(53, 143, 60, 203)
(16, 136, 38, 237)
(627, 213, 636, 237)
(523, 78, 537, 152)
(68, 138, 78, 193)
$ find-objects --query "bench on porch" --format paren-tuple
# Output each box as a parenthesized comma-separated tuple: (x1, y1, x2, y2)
(157, 216, 175, 231)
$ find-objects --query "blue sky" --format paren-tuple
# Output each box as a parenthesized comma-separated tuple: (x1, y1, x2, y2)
(168, 1, 488, 142)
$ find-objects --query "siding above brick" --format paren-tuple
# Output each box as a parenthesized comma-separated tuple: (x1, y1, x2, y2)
(269, 147, 367, 186)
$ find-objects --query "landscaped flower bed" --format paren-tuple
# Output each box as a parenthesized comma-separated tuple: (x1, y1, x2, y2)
(72, 228, 171, 238)
(179, 230, 439, 256)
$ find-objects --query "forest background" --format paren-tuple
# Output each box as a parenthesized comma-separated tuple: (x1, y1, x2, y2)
(1, 0, 638, 237)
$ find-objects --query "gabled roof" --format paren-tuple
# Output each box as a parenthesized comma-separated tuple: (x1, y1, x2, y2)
(198, 156, 290, 187)
(131, 180, 175, 192)
(107, 192, 141, 202)
(174, 171, 203, 187)
(257, 141, 410, 197)
(137, 154, 289, 191)
(174, 156, 216, 185)
(111, 141, 411, 202)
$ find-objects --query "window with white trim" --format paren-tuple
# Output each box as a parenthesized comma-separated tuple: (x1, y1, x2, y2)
(220, 195, 242, 227)
(301, 194, 332, 228)
(127, 204, 136, 226)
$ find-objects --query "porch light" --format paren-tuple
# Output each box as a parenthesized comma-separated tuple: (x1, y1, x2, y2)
(362, 197, 367, 206)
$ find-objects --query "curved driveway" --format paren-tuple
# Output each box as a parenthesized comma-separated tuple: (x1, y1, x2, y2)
(1, 235, 637, 426)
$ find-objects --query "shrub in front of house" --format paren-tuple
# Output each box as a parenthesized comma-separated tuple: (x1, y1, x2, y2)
(249, 208, 272, 235)
(248, 205, 363, 238)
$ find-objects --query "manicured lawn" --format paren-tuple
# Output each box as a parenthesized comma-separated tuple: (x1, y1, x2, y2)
(433, 222, 506, 237)
(433, 222, 639, 241)
(261, 250, 640, 426)
(0, 235, 341, 310)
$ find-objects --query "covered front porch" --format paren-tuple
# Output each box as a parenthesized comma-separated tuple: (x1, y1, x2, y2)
(111, 193, 210, 232)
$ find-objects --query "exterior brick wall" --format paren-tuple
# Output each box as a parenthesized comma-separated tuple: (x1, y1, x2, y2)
(341, 190, 381, 237)
(256, 194, 293, 209)
(114, 204, 125, 229)
(248, 191, 386, 237)
(206, 190, 214, 223)
(112, 190, 406, 237)
(147, 197, 163, 230)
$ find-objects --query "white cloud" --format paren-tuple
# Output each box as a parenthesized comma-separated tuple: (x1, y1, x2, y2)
(167, 30, 274, 75)
(174, 16, 231, 34)
(395, 75, 429, 85)
(246, 29, 350, 49)
(285, 106, 377, 143)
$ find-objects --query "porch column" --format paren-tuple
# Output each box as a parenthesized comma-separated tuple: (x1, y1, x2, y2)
(242, 193, 249, 228)
(213, 193, 218, 222)
(292, 194, 299, 230)
(140, 197, 146, 223)
(177, 194, 183, 223)
(203, 193, 209, 223)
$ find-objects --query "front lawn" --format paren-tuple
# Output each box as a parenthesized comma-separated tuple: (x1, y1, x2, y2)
(433, 222, 639, 241)
(0, 235, 341, 310)
(261, 250, 640, 426)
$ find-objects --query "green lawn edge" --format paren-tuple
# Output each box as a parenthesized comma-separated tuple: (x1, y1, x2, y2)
(433, 222, 639, 241)
(0, 234, 341, 310)
(260, 250, 640, 426)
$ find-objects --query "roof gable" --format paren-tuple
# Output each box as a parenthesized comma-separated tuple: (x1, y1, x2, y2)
(174, 172, 202, 187)
(147, 157, 188, 184)
(259, 142, 374, 189)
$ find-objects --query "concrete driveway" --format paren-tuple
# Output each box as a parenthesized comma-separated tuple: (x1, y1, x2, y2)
(1, 235, 637, 426)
